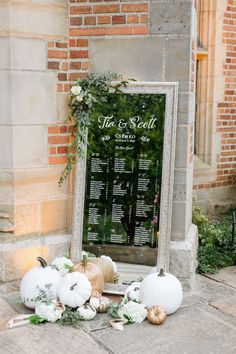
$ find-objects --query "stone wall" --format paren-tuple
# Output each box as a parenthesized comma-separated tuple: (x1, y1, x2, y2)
(193, 0, 236, 214)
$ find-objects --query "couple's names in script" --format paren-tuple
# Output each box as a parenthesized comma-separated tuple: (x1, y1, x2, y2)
(98, 115, 158, 130)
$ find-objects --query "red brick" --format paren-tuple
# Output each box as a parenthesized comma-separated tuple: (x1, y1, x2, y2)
(112, 15, 126, 24)
(84, 16, 97, 25)
(70, 62, 82, 70)
(121, 3, 148, 13)
(104, 26, 133, 35)
(93, 4, 120, 13)
(76, 39, 89, 47)
(57, 146, 69, 154)
(56, 42, 67, 48)
(48, 50, 67, 59)
(60, 126, 67, 133)
(48, 42, 55, 47)
(140, 14, 148, 23)
(133, 25, 149, 35)
(49, 156, 68, 165)
(58, 73, 67, 81)
(98, 15, 111, 24)
(127, 15, 139, 23)
(70, 17, 83, 26)
(70, 5, 92, 14)
(48, 126, 60, 134)
(49, 147, 57, 155)
(70, 50, 89, 58)
(47, 61, 59, 70)
(48, 136, 69, 144)
(69, 28, 105, 36)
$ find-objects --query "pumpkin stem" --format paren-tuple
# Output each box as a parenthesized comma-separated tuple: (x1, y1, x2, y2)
(70, 282, 78, 291)
(81, 255, 88, 271)
(158, 268, 165, 277)
(37, 257, 47, 268)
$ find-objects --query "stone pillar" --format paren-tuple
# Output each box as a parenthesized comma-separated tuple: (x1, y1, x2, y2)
(0, 0, 71, 281)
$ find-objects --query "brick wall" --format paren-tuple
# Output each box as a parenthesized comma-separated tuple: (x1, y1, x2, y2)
(47, 0, 149, 165)
(194, 0, 236, 192)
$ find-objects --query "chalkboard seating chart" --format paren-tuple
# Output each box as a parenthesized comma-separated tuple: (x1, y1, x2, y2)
(83, 93, 165, 248)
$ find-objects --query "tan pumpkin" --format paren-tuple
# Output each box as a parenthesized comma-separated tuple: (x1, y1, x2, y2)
(74, 257, 104, 294)
(87, 257, 117, 283)
(147, 305, 166, 325)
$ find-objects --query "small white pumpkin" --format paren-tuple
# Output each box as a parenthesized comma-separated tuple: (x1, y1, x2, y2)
(58, 272, 92, 308)
(90, 296, 111, 313)
(124, 282, 141, 302)
(100, 255, 117, 273)
(89, 296, 100, 309)
(20, 257, 62, 309)
(77, 303, 96, 320)
(140, 269, 183, 315)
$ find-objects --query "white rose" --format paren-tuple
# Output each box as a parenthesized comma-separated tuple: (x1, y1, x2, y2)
(71, 85, 82, 95)
(118, 301, 147, 324)
(35, 302, 62, 323)
(76, 94, 83, 102)
(51, 256, 74, 276)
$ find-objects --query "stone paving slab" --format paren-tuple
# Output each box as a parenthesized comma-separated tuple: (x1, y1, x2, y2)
(0, 323, 109, 354)
(204, 266, 236, 289)
(0, 298, 17, 332)
(210, 296, 236, 318)
(92, 306, 236, 354)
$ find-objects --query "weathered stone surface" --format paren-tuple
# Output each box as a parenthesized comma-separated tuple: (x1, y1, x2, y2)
(0, 70, 11, 125)
(210, 296, 236, 318)
(0, 298, 17, 332)
(13, 125, 48, 168)
(0, 38, 9, 69)
(204, 266, 236, 289)
(90, 37, 165, 82)
(150, 1, 192, 35)
(0, 219, 14, 233)
(93, 305, 236, 354)
(57, 93, 70, 123)
(14, 203, 40, 235)
(165, 36, 191, 91)
(0, 0, 68, 37)
(41, 199, 69, 234)
(10, 38, 46, 71)
(175, 125, 190, 169)
(11, 71, 57, 125)
(171, 199, 193, 241)
(0, 125, 13, 168)
(0, 323, 108, 354)
(0, 212, 10, 219)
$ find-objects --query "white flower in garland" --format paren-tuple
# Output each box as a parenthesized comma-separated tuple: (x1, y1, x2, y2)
(117, 300, 147, 324)
(35, 301, 62, 323)
(76, 93, 84, 102)
(71, 85, 82, 96)
(51, 257, 74, 276)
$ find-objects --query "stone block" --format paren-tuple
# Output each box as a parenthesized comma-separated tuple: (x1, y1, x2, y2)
(10, 38, 46, 71)
(14, 203, 40, 236)
(150, 1, 192, 35)
(11, 71, 57, 125)
(12, 125, 48, 168)
(175, 125, 189, 169)
(0, 125, 13, 168)
(0, 233, 71, 281)
(0, 37, 10, 69)
(171, 198, 192, 241)
(14, 167, 69, 204)
(41, 199, 69, 234)
(173, 166, 193, 202)
(165, 37, 191, 91)
(177, 92, 195, 124)
(0, 2, 9, 33)
(90, 37, 165, 82)
(57, 93, 69, 123)
(5, 1, 67, 37)
(0, 70, 11, 125)
(170, 223, 198, 290)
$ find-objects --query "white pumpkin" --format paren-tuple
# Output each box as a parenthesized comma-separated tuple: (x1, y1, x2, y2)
(140, 269, 183, 315)
(124, 282, 141, 302)
(100, 255, 117, 273)
(20, 257, 62, 309)
(90, 296, 110, 313)
(77, 303, 96, 320)
(58, 272, 92, 308)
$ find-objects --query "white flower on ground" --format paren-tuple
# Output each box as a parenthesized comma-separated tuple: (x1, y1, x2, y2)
(71, 85, 82, 95)
(35, 302, 62, 323)
(117, 300, 147, 324)
(51, 256, 74, 276)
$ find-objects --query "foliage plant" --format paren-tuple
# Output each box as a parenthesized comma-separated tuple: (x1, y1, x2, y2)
(193, 206, 236, 273)
(59, 73, 127, 187)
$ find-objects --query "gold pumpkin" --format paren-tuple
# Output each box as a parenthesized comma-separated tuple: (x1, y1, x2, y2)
(97, 296, 111, 313)
(87, 257, 117, 283)
(74, 257, 105, 294)
(147, 305, 166, 325)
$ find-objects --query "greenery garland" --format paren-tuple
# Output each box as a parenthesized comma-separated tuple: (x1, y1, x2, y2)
(59, 73, 127, 187)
